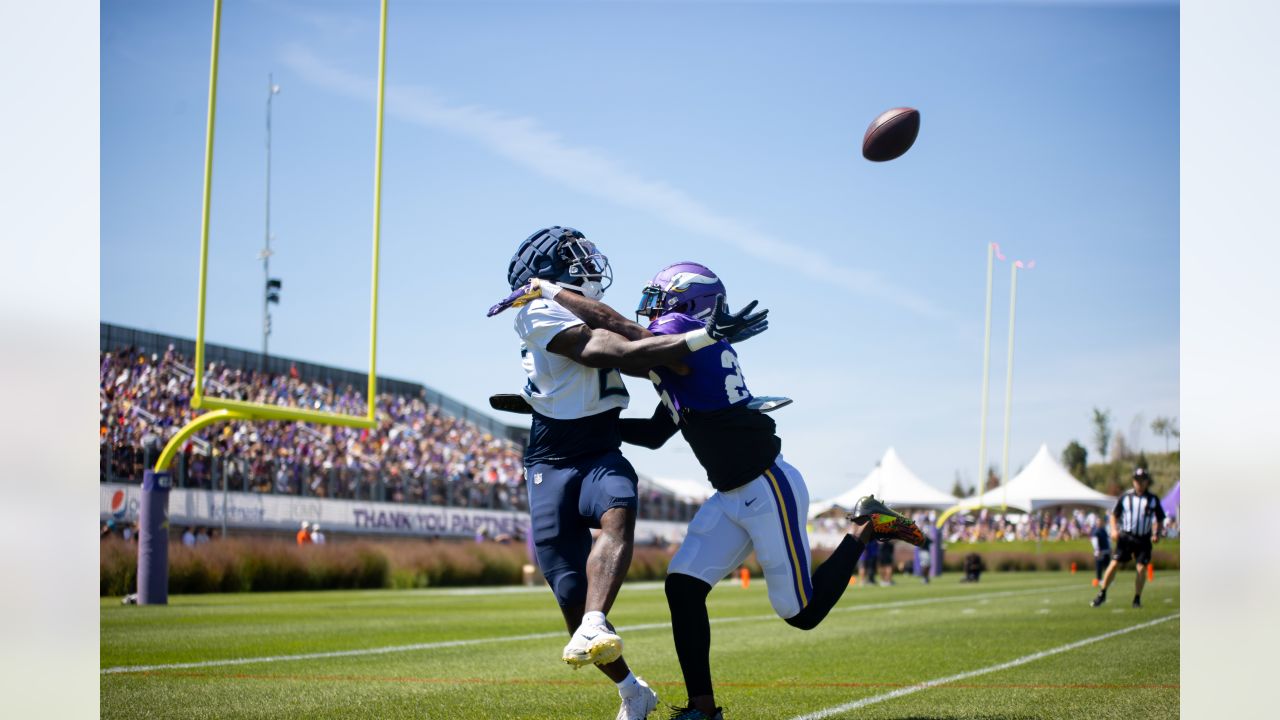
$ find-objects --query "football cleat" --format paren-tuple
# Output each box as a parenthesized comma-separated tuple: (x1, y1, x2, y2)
(1132, 597, 1142, 609)
(562, 620, 623, 668)
(848, 495, 925, 546)
(1091, 591, 1107, 608)
(667, 706, 724, 720)
(616, 678, 659, 720)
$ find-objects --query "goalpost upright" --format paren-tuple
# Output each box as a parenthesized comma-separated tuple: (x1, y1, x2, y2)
(138, 0, 391, 605)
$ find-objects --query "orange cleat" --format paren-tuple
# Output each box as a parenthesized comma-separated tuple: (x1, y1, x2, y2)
(848, 495, 925, 547)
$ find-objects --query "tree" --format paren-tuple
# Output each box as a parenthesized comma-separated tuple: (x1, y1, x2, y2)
(1111, 430, 1129, 462)
(1092, 407, 1112, 460)
(1150, 415, 1181, 454)
(1061, 440, 1088, 481)
(1135, 451, 1150, 472)
(950, 471, 972, 499)
(985, 465, 1001, 491)
(1151, 417, 1170, 452)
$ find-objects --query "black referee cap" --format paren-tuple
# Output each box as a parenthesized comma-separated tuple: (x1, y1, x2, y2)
(1132, 467, 1150, 481)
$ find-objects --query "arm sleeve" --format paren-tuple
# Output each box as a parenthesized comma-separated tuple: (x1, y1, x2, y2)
(515, 300, 584, 351)
(1112, 496, 1124, 519)
(619, 403, 680, 450)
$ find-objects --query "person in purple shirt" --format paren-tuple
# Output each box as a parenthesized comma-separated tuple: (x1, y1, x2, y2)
(542, 262, 924, 720)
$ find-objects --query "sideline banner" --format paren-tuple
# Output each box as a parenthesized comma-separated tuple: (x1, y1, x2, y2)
(100, 483, 687, 543)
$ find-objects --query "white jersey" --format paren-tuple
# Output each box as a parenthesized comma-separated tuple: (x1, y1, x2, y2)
(514, 298, 629, 420)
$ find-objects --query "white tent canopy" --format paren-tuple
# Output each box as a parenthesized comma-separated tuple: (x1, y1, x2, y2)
(808, 447, 957, 518)
(952, 443, 1114, 513)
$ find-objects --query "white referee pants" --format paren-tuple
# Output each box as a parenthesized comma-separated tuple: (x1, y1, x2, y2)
(668, 456, 812, 620)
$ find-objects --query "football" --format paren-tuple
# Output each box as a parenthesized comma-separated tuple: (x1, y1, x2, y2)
(861, 107, 920, 162)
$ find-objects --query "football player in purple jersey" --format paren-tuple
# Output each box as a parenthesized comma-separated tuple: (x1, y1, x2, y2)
(521, 262, 924, 720)
(488, 232, 769, 720)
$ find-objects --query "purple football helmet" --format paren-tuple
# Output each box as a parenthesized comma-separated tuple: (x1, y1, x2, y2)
(636, 262, 726, 321)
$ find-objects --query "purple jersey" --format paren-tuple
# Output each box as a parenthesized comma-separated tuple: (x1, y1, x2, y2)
(647, 313, 753, 418)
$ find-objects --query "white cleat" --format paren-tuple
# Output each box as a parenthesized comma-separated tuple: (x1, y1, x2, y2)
(562, 621, 624, 668)
(616, 677, 659, 720)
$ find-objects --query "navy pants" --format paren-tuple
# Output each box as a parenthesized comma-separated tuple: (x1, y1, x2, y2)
(526, 449, 638, 607)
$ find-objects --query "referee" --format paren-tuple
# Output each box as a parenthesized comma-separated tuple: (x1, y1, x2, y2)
(1091, 467, 1166, 608)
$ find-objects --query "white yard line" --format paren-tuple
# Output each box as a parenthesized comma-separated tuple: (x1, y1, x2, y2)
(407, 581, 666, 597)
(102, 581, 1084, 675)
(787, 613, 1181, 720)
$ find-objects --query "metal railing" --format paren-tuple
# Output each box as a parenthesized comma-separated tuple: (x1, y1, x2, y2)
(99, 443, 699, 522)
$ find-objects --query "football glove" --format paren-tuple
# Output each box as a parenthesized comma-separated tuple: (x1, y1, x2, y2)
(706, 296, 769, 344)
(486, 279, 547, 317)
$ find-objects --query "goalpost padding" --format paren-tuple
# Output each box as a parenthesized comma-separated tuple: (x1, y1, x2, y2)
(137, 471, 172, 605)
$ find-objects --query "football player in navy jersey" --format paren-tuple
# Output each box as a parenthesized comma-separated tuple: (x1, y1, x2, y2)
(488, 231, 768, 720)
(531, 261, 925, 720)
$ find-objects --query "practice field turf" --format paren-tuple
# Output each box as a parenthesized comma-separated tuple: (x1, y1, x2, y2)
(101, 572, 1179, 719)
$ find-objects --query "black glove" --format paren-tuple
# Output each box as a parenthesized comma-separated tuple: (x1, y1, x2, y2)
(706, 296, 769, 344)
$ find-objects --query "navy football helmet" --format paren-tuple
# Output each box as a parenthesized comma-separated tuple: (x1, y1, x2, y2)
(506, 226, 612, 298)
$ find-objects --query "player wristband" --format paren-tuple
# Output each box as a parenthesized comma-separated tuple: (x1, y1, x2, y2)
(684, 328, 715, 352)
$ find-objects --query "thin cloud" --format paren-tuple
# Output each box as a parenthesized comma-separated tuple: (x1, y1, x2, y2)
(282, 45, 943, 318)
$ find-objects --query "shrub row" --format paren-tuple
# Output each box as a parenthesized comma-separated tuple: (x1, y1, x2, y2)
(100, 538, 680, 596)
(100, 538, 1180, 596)
(938, 549, 1179, 573)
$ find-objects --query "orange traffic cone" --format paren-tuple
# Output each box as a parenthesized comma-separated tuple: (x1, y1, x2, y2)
(1091, 578, 1099, 587)
(1070, 562, 1077, 574)
(740, 567, 750, 589)
(1147, 564, 1155, 582)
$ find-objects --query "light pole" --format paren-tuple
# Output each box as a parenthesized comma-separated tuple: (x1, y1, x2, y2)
(260, 74, 282, 372)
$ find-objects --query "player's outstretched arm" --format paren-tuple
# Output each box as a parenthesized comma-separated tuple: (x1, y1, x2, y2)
(548, 325, 696, 375)
(547, 298, 767, 374)
(546, 282, 652, 341)
(539, 282, 693, 376)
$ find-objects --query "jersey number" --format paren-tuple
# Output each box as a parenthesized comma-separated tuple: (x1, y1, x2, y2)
(722, 350, 748, 403)
(598, 368, 629, 399)
(649, 371, 679, 424)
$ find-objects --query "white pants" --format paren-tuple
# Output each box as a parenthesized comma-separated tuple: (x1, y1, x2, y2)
(668, 456, 812, 619)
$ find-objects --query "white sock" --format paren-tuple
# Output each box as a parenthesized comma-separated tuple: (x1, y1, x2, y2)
(582, 610, 607, 628)
(616, 671, 639, 697)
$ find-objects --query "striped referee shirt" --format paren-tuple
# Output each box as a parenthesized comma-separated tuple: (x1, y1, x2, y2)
(1112, 490, 1166, 536)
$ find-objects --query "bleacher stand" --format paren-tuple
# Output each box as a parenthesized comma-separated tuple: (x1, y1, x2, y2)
(100, 329, 701, 523)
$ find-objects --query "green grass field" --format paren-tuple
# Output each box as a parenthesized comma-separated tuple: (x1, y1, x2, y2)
(101, 571, 1178, 719)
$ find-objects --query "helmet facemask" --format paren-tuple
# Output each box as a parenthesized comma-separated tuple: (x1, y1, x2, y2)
(556, 235, 612, 300)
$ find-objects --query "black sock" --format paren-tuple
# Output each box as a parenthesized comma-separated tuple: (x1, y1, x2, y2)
(666, 573, 714, 700)
(786, 534, 864, 630)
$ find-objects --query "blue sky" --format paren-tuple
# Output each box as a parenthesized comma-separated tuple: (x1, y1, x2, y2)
(101, 0, 1178, 500)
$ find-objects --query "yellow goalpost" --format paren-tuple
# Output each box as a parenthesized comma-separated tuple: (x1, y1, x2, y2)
(154, 0, 390, 474)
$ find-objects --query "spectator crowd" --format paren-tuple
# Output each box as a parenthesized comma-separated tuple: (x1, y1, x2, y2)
(812, 506, 1178, 545)
(100, 345, 700, 523)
